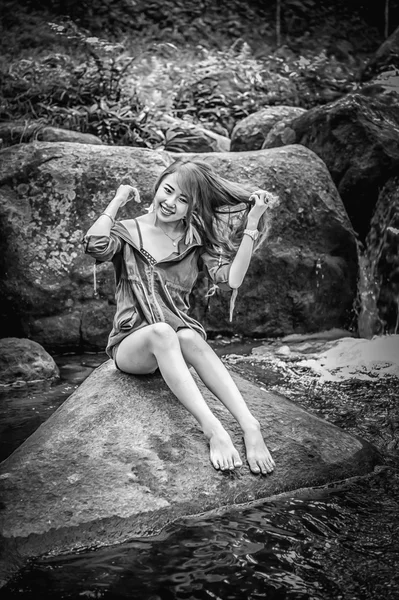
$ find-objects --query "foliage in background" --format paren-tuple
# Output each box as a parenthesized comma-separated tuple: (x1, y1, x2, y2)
(4, 0, 396, 49)
(0, 0, 390, 150)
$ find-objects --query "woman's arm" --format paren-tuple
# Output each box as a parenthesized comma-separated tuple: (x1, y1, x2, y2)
(84, 184, 139, 262)
(85, 184, 137, 237)
(228, 190, 278, 289)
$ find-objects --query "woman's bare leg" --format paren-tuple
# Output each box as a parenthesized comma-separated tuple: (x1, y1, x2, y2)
(115, 323, 242, 471)
(177, 328, 275, 475)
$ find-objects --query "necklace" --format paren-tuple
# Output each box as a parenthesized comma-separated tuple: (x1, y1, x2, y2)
(158, 225, 183, 247)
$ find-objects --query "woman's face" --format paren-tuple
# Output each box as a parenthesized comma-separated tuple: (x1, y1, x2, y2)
(153, 173, 190, 224)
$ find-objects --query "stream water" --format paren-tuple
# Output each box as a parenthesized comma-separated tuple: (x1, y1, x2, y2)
(1, 337, 398, 600)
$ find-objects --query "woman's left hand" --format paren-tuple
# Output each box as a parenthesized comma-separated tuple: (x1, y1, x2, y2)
(247, 190, 279, 224)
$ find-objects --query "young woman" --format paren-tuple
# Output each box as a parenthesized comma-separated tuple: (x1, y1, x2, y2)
(84, 157, 278, 475)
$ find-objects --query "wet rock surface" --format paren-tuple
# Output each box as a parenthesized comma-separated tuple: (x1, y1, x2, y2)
(222, 333, 399, 458)
(0, 359, 381, 586)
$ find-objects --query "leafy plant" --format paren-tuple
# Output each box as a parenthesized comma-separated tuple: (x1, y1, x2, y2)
(0, 20, 148, 145)
(171, 41, 298, 132)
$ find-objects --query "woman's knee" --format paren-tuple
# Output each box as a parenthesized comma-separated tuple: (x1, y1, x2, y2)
(148, 322, 179, 350)
(177, 327, 197, 343)
(177, 327, 205, 352)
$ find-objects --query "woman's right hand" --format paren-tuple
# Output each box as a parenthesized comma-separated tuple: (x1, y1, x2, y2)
(115, 184, 140, 207)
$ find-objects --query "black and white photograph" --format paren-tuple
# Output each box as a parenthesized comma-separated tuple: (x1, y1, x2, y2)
(0, 1, 398, 598)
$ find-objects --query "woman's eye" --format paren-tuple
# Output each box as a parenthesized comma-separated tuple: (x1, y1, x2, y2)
(179, 197, 188, 204)
(164, 187, 171, 194)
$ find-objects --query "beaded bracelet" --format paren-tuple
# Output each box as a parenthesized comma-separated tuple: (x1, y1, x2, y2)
(100, 212, 115, 226)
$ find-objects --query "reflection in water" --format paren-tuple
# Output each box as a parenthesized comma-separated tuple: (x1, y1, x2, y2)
(3, 468, 399, 599)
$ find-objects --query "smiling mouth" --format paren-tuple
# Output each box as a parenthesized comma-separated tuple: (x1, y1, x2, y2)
(160, 204, 175, 216)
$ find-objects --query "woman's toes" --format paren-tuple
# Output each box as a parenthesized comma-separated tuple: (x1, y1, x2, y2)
(243, 429, 275, 476)
(256, 460, 266, 475)
(248, 459, 261, 474)
(248, 456, 275, 475)
(209, 429, 242, 472)
(212, 459, 220, 470)
(211, 455, 222, 470)
(220, 457, 231, 471)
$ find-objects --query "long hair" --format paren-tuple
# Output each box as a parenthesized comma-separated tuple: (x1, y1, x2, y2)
(153, 157, 265, 257)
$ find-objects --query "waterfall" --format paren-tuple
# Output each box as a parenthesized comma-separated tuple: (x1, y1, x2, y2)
(357, 203, 399, 339)
(357, 243, 384, 339)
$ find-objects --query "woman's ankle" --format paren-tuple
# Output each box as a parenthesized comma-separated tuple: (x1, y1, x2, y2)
(202, 418, 227, 440)
(240, 417, 261, 434)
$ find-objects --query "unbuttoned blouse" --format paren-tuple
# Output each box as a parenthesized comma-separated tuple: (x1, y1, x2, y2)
(83, 222, 234, 358)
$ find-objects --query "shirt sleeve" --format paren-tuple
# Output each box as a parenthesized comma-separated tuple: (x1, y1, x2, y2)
(82, 230, 123, 262)
(200, 248, 241, 322)
(200, 249, 233, 291)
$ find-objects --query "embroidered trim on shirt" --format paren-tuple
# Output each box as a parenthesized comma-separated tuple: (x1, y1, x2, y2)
(140, 247, 157, 266)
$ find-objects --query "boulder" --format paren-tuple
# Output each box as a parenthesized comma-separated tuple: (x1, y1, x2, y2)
(261, 93, 399, 241)
(0, 361, 381, 586)
(0, 142, 358, 349)
(188, 146, 358, 338)
(0, 121, 103, 148)
(158, 117, 231, 153)
(262, 119, 297, 148)
(0, 338, 59, 384)
(231, 106, 306, 151)
(0, 142, 170, 351)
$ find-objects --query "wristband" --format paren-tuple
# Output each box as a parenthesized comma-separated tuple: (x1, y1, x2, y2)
(243, 228, 259, 242)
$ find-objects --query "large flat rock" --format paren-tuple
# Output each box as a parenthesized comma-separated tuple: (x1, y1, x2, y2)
(0, 361, 380, 586)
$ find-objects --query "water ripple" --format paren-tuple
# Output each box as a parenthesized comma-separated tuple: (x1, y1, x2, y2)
(3, 468, 398, 600)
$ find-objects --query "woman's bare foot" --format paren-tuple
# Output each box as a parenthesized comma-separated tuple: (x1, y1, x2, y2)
(206, 425, 243, 471)
(243, 422, 275, 475)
